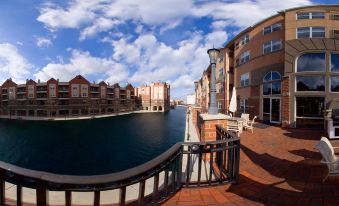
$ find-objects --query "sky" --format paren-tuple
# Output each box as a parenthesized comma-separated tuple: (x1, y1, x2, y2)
(0, 0, 336, 99)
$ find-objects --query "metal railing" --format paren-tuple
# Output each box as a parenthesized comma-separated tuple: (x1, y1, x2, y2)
(0, 125, 240, 206)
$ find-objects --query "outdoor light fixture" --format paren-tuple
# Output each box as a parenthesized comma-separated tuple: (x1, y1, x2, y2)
(207, 48, 220, 115)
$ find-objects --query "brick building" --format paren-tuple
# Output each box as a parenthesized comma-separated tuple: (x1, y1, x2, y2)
(134, 82, 170, 112)
(0, 75, 136, 119)
(195, 5, 339, 129)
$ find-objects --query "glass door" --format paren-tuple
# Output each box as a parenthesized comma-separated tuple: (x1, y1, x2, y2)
(270, 98, 280, 123)
(262, 98, 281, 124)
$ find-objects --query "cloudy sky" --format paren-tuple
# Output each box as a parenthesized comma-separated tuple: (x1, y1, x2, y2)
(0, 0, 335, 99)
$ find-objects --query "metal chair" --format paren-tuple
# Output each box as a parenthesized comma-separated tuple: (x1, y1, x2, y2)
(226, 119, 242, 135)
(315, 137, 339, 182)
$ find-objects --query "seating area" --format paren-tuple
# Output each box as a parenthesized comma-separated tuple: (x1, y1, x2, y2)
(226, 113, 257, 135)
(165, 124, 339, 205)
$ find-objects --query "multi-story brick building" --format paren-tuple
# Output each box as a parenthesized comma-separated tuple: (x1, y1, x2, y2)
(195, 5, 339, 129)
(0, 75, 136, 119)
(134, 82, 170, 112)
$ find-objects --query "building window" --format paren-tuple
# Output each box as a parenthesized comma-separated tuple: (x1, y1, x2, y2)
(296, 97, 324, 118)
(240, 34, 250, 45)
(219, 68, 224, 76)
(331, 76, 339, 92)
(297, 12, 325, 20)
(240, 51, 250, 64)
(331, 53, 339, 72)
(331, 14, 339, 20)
(263, 71, 281, 95)
(240, 99, 249, 113)
(297, 27, 325, 38)
(263, 23, 282, 35)
(296, 76, 325, 91)
(240, 73, 250, 87)
(218, 101, 222, 109)
(297, 53, 326, 72)
(235, 42, 239, 49)
(263, 40, 282, 54)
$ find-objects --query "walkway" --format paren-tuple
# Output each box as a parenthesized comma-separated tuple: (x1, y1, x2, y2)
(164, 124, 339, 206)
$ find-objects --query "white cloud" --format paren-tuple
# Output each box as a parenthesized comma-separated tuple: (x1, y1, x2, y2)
(211, 20, 233, 30)
(34, 49, 129, 83)
(80, 17, 121, 40)
(0, 43, 32, 83)
(193, 0, 313, 28)
(36, 36, 53, 48)
(37, 0, 99, 30)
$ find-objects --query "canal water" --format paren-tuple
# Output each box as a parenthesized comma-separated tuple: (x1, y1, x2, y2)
(0, 107, 186, 175)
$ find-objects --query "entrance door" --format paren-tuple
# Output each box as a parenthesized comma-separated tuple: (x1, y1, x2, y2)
(263, 98, 281, 124)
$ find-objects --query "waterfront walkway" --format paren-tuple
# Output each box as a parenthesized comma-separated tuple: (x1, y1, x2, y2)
(164, 124, 339, 206)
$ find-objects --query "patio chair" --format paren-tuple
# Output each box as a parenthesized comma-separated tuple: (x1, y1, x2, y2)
(315, 137, 339, 182)
(226, 119, 242, 135)
(243, 116, 257, 134)
(241, 113, 250, 126)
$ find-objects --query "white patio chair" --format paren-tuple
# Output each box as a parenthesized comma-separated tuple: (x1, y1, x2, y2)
(226, 119, 241, 135)
(243, 116, 257, 134)
(315, 137, 339, 182)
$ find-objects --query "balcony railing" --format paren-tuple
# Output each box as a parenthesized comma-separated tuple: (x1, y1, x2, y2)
(0, 125, 240, 206)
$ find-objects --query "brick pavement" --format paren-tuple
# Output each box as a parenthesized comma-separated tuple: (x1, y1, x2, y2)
(163, 124, 339, 206)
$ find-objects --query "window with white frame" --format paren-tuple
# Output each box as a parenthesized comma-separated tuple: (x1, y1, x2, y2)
(240, 73, 250, 87)
(240, 34, 250, 45)
(240, 51, 250, 64)
(219, 68, 224, 76)
(263, 23, 282, 35)
(218, 101, 222, 110)
(297, 12, 325, 20)
(263, 40, 282, 54)
(240, 99, 249, 113)
(297, 27, 325, 38)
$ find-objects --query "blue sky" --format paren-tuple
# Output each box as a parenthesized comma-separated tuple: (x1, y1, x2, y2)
(0, 0, 336, 99)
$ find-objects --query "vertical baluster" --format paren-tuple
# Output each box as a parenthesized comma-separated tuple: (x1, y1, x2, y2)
(171, 160, 176, 192)
(17, 185, 22, 206)
(234, 140, 240, 183)
(218, 147, 224, 183)
(152, 173, 160, 203)
(0, 179, 4, 205)
(185, 151, 191, 186)
(36, 184, 47, 206)
(209, 146, 214, 185)
(138, 180, 145, 206)
(65, 191, 72, 206)
(197, 145, 203, 186)
(94, 190, 100, 206)
(119, 186, 126, 206)
(164, 169, 169, 196)
(228, 142, 234, 182)
(177, 149, 183, 189)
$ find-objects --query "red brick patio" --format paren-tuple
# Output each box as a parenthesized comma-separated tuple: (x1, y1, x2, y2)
(163, 124, 339, 206)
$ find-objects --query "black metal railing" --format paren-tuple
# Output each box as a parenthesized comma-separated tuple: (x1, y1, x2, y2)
(0, 125, 240, 206)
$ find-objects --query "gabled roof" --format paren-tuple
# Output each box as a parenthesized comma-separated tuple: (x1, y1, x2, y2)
(69, 75, 90, 84)
(1, 78, 17, 87)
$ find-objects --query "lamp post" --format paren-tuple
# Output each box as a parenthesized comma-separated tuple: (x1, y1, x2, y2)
(207, 48, 220, 115)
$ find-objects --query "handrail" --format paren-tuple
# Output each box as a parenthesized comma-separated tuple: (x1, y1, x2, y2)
(0, 125, 240, 206)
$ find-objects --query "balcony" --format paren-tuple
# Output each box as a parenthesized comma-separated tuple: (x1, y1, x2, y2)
(58, 87, 69, 92)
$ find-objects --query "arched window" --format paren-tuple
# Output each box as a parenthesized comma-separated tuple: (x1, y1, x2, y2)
(263, 71, 281, 95)
(297, 52, 325, 72)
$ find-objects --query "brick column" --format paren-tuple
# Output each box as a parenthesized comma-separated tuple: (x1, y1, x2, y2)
(199, 114, 228, 141)
(281, 76, 290, 128)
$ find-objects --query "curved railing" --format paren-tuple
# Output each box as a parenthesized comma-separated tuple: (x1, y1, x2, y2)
(0, 125, 240, 206)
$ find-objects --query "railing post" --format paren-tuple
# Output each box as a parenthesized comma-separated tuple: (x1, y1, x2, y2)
(17, 185, 22, 206)
(138, 180, 145, 206)
(36, 183, 48, 206)
(94, 190, 100, 206)
(0, 179, 4, 205)
(119, 186, 126, 206)
(234, 139, 240, 184)
(177, 148, 183, 189)
(65, 191, 72, 206)
(152, 173, 160, 203)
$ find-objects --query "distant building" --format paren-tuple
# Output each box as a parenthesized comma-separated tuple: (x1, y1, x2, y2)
(186, 94, 196, 105)
(0, 75, 136, 119)
(135, 82, 170, 112)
